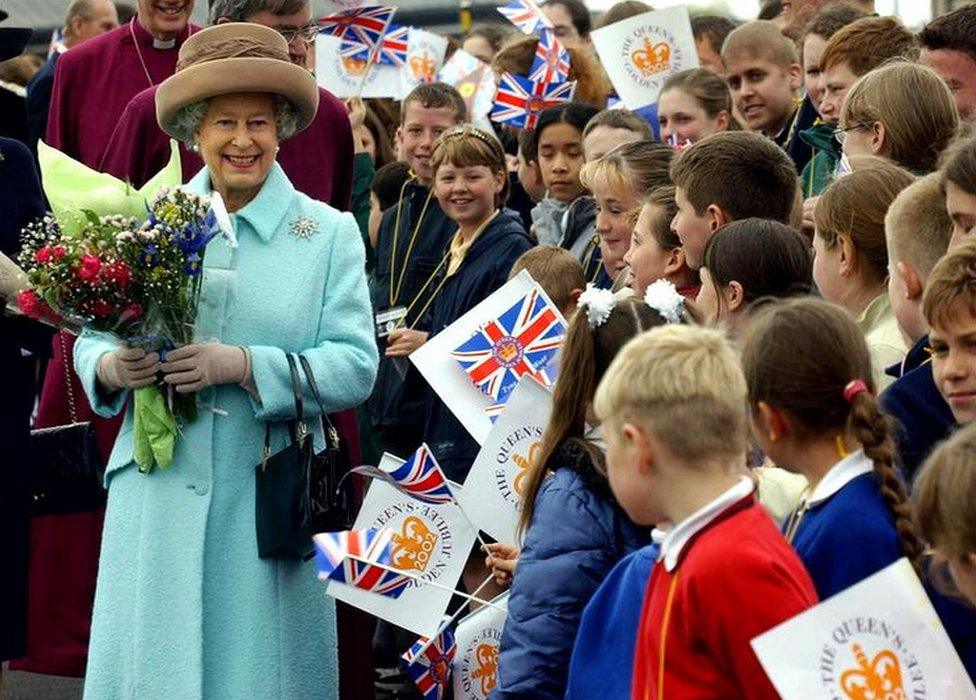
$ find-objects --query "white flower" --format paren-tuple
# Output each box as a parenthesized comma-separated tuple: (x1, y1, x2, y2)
(643, 279, 685, 324)
(578, 283, 617, 329)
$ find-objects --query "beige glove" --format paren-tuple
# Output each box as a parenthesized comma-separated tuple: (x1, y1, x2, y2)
(160, 343, 250, 394)
(97, 347, 161, 391)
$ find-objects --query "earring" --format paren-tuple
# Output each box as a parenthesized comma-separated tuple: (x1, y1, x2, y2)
(191, 143, 199, 153)
(275, 146, 281, 154)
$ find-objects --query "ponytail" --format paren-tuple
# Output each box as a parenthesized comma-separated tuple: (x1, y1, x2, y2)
(847, 392, 926, 573)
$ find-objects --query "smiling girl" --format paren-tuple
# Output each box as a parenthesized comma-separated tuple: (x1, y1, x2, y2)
(657, 68, 735, 149)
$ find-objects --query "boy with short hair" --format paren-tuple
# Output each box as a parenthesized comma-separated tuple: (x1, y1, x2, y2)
(669, 130, 798, 269)
(367, 83, 466, 459)
(594, 324, 817, 699)
(880, 174, 955, 480)
(721, 20, 810, 170)
(690, 15, 737, 74)
(919, 4, 976, 122)
(801, 15, 916, 198)
(508, 245, 586, 320)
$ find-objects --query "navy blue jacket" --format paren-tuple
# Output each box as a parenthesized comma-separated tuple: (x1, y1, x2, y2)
(778, 94, 817, 174)
(367, 179, 456, 429)
(26, 53, 59, 157)
(566, 541, 660, 700)
(424, 209, 531, 482)
(880, 335, 955, 483)
(494, 440, 650, 699)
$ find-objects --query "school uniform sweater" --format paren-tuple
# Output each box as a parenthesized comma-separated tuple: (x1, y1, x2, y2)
(786, 450, 901, 599)
(631, 477, 818, 700)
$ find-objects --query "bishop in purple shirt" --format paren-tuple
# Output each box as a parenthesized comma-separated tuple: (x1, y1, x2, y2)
(99, 0, 354, 210)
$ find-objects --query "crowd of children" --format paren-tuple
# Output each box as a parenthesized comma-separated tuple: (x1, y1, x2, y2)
(341, 1, 976, 696)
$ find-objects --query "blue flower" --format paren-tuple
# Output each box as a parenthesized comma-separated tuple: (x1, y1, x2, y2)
(141, 244, 158, 267)
(184, 252, 202, 276)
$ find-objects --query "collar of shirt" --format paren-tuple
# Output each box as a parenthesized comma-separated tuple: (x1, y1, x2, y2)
(188, 162, 293, 242)
(856, 293, 891, 336)
(660, 475, 755, 572)
(807, 449, 873, 507)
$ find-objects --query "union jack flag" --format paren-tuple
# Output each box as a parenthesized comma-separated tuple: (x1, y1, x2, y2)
(490, 72, 577, 129)
(401, 626, 457, 700)
(351, 444, 454, 505)
(452, 287, 566, 405)
(344, 22, 409, 67)
(318, 4, 396, 58)
(528, 28, 570, 84)
(497, 0, 551, 35)
(313, 528, 412, 598)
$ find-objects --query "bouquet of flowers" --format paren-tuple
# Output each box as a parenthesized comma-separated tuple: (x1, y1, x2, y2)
(16, 186, 230, 472)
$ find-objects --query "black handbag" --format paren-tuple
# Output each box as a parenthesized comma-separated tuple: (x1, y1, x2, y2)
(254, 353, 355, 560)
(28, 333, 106, 516)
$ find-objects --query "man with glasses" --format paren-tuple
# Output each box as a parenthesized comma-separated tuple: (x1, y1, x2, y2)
(99, 0, 354, 211)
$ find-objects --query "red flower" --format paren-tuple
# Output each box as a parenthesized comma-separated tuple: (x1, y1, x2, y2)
(77, 254, 101, 281)
(51, 245, 67, 261)
(92, 299, 112, 317)
(17, 289, 42, 318)
(122, 302, 142, 321)
(34, 246, 53, 264)
(104, 261, 132, 289)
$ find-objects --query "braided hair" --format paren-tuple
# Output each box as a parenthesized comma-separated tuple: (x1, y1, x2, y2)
(740, 297, 925, 571)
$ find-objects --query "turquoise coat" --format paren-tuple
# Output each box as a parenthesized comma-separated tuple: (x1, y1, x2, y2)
(75, 163, 378, 699)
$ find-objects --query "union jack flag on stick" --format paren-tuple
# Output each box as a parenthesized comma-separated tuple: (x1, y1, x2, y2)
(351, 444, 454, 505)
(490, 72, 577, 129)
(344, 22, 409, 67)
(451, 286, 566, 405)
(318, 4, 395, 53)
(314, 528, 413, 599)
(528, 28, 570, 84)
(401, 625, 457, 700)
(497, 0, 552, 35)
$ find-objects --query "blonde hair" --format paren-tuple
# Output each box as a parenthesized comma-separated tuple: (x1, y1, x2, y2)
(814, 160, 915, 283)
(923, 237, 976, 330)
(915, 421, 976, 561)
(721, 20, 798, 69)
(431, 125, 510, 206)
(842, 62, 959, 174)
(594, 325, 748, 463)
(885, 173, 952, 279)
(579, 140, 674, 207)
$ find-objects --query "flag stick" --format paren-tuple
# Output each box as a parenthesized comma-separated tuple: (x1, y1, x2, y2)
(334, 554, 508, 613)
(355, 12, 394, 98)
(409, 574, 497, 660)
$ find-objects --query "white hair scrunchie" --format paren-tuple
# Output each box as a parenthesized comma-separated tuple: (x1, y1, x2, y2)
(578, 283, 617, 329)
(643, 279, 685, 324)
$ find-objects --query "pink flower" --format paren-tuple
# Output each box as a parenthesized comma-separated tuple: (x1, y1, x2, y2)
(51, 246, 67, 261)
(103, 261, 132, 289)
(77, 254, 101, 281)
(91, 299, 112, 317)
(34, 246, 53, 264)
(17, 289, 42, 317)
(122, 302, 142, 321)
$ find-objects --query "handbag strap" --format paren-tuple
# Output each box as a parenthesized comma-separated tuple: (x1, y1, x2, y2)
(260, 352, 309, 470)
(297, 354, 340, 451)
(60, 332, 79, 425)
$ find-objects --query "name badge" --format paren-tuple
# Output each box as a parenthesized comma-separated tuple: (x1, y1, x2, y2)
(375, 306, 407, 339)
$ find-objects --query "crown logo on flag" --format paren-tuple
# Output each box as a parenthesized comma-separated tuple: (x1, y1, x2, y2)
(511, 441, 541, 496)
(631, 38, 671, 76)
(342, 55, 369, 76)
(839, 644, 904, 700)
(472, 643, 499, 696)
(391, 515, 438, 572)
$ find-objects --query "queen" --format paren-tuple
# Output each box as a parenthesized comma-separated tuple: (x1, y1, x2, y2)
(73, 23, 377, 699)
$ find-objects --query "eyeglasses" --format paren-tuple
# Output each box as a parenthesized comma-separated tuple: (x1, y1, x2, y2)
(276, 24, 318, 44)
(833, 123, 867, 146)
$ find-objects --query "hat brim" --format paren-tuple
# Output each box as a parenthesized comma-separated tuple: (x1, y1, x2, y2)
(0, 27, 32, 62)
(156, 57, 319, 142)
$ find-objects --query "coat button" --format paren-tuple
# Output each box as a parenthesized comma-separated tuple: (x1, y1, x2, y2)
(194, 484, 209, 496)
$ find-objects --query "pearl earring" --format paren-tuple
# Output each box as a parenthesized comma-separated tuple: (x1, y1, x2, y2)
(191, 143, 199, 153)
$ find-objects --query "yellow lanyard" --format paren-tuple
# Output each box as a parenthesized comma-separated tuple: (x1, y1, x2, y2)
(388, 179, 434, 308)
(649, 572, 681, 700)
(786, 436, 847, 544)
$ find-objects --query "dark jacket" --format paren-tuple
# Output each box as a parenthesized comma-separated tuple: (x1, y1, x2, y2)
(880, 335, 955, 483)
(799, 121, 840, 199)
(26, 52, 58, 156)
(778, 95, 817, 174)
(367, 179, 456, 428)
(494, 440, 650, 699)
(1, 137, 48, 659)
(423, 209, 532, 481)
(561, 197, 611, 289)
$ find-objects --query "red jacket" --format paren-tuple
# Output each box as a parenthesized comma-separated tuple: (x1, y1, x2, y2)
(632, 495, 817, 699)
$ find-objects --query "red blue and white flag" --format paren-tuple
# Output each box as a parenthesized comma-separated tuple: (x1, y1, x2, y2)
(351, 444, 454, 505)
(528, 28, 570, 84)
(318, 4, 396, 57)
(490, 72, 577, 129)
(497, 0, 551, 35)
(452, 287, 566, 404)
(344, 22, 409, 67)
(402, 625, 457, 700)
(314, 528, 412, 598)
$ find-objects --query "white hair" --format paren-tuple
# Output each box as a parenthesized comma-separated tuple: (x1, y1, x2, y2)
(173, 94, 299, 146)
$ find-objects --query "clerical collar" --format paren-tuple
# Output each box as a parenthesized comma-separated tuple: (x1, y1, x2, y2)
(153, 37, 176, 50)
